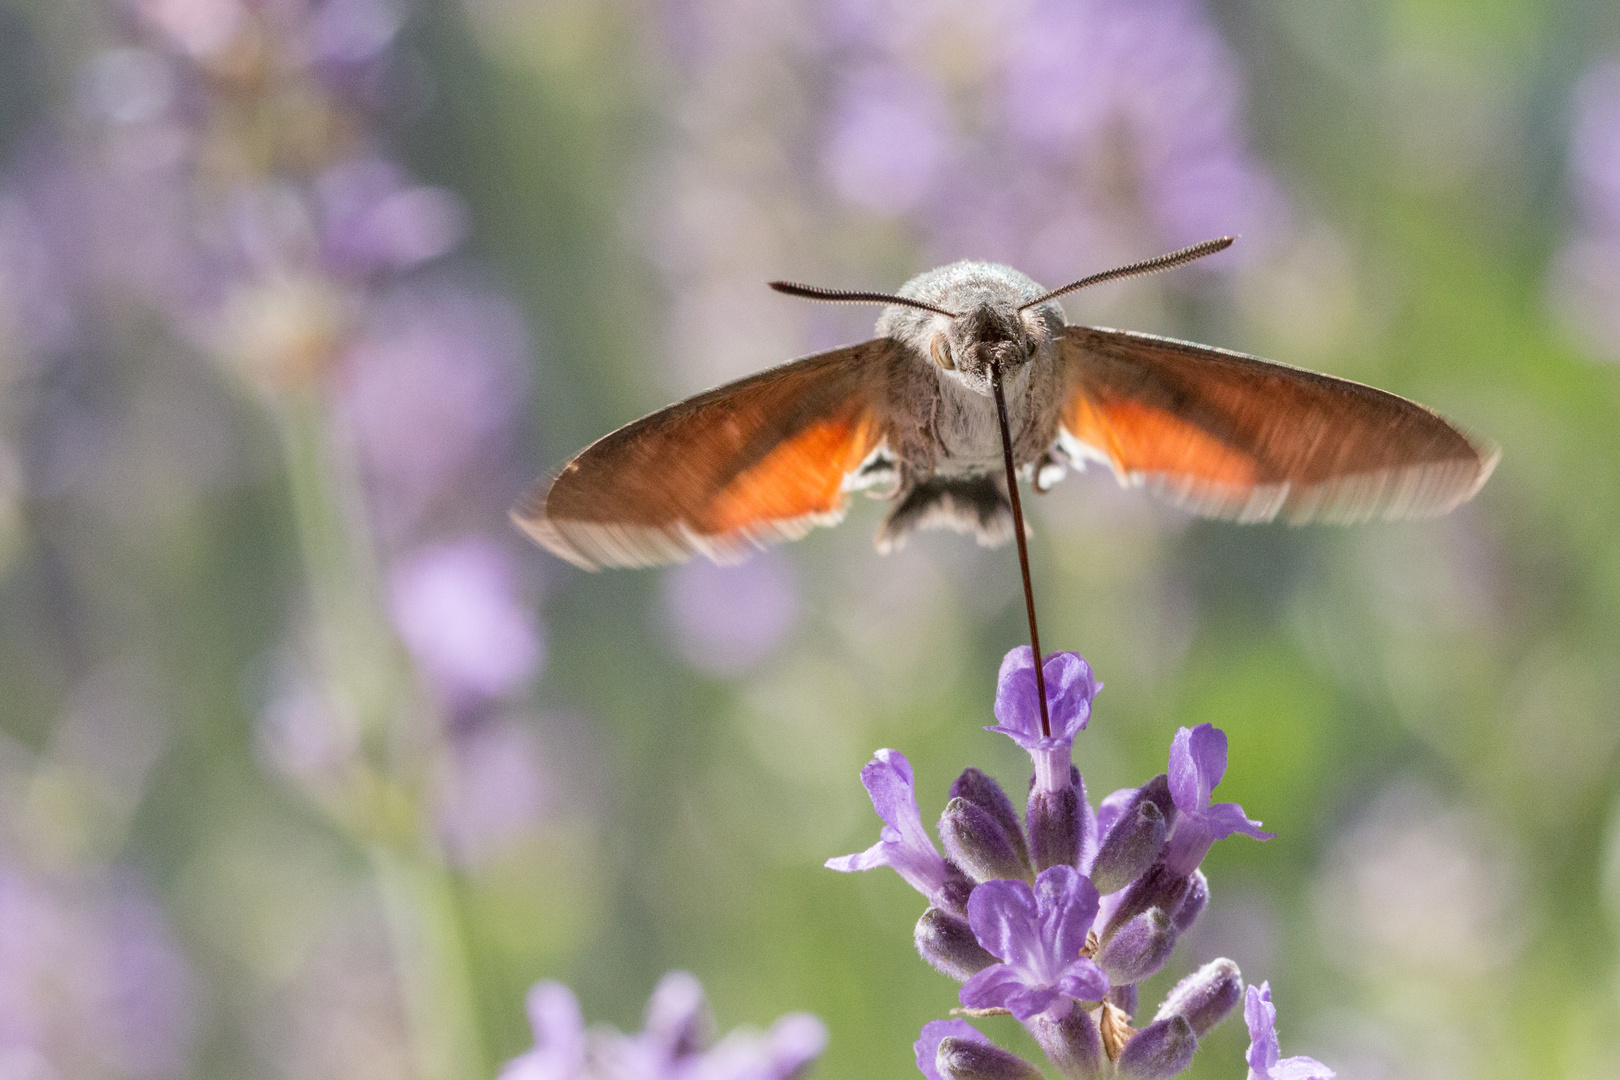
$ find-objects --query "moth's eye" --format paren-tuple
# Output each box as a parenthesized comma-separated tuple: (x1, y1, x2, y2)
(1026, 337, 1039, 358)
(930, 333, 956, 371)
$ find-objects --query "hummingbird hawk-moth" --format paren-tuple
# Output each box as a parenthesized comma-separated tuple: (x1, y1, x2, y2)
(513, 239, 1497, 572)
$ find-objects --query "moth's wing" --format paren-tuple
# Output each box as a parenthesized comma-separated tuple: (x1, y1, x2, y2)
(513, 338, 900, 569)
(1058, 326, 1498, 524)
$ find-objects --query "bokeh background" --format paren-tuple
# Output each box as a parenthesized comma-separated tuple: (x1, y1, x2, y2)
(1, 1, 1618, 1078)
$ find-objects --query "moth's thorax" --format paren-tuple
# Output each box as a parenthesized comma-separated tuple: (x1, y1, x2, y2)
(877, 260, 1065, 397)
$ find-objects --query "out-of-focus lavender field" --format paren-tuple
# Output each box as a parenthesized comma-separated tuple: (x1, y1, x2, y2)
(0, 1, 1617, 1078)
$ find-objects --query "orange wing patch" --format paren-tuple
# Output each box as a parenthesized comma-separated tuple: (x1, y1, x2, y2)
(701, 414, 880, 535)
(514, 340, 895, 569)
(1059, 326, 1496, 524)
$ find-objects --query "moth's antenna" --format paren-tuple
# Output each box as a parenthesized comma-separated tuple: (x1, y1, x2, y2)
(769, 281, 959, 319)
(1018, 236, 1235, 311)
(990, 360, 1050, 739)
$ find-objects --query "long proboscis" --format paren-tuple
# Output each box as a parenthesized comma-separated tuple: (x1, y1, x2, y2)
(1018, 236, 1235, 311)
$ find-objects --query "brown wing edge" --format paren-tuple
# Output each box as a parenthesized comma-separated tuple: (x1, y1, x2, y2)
(510, 500, 848, 571)
(1060, 326, 1500, 525)
(511, 340, 894, 570)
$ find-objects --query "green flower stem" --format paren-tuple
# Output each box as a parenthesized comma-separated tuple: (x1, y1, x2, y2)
(279, 392, 487, 1080)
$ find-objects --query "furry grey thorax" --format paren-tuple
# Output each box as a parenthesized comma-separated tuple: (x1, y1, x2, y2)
(875, 260, 1068, 476)
(862, 261, 1071, 549)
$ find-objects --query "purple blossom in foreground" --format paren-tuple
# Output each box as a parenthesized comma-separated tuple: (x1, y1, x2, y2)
(1244, 984, 1333, 1080)
(961, 866, 1109, 1020)
(500, 981, 587, 1080)
(826, 749, 949, 900)
(830, 646, 1317, 1080)
(499, 972, 825, 1080)
(1161, 724, 1273, 876)
(988, 648, 1099, 794)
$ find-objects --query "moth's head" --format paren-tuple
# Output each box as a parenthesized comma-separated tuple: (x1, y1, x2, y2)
(927, 301, 1050, 396)
(767, 239, 1234, 397)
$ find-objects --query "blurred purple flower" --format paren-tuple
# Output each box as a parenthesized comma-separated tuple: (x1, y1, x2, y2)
(0, 865, 195, 1080)
(1552, 59, 1620, 360)
(435, 717, 549, 866)
(1161, 724, 1272, 876)
(825, 749, 949, 900)
(822, 67, 954, 216)
(501, 971, 825, 1080)
(389, 537, 543, 703)
(1243, 983, 1333, 1080)
(317, 158, 469, 273)
(959, 866, 1109, 1021)
(338, 281, 531, 530)
(500, 981, 587, 1080)
(995, 0, 1286, 257)
(660, 551, 800, 676)
(988, 648, 1100, 794)
(913, 1019, 991, 1080)
(136, 0, 248, 60)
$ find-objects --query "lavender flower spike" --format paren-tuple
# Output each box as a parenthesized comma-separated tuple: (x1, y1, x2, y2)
(1244, 983, 1334, 1080)
(989, 648, 1101, 794)
(499, 981, 587, 1080)
(960, 866, 1109, 1021)
(1161, 725, 1274, 876)
(828, 749, 949, 899)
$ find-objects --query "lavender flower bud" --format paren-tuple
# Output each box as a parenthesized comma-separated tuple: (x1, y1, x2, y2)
(1153, 958, 1242, 1037)
(1090, 799, 1168, 895)
(1028, 1009, 1105, 1080)
(1172, 870, 1208, 933)
(1027, 782, 1081, 871)
(915, 907, 997, 981)
(936, 861, 976, 920)
(1135, 775, 1179, 830)
(1101, 864, 1189, 943)
(1114, 1016, 1196, 1080)
(937, 1037, 1045, 1080)
(941, 797, 1030, 883)
(1106, 983, 1138, 1018)
(952, 768, 1031, 868)
(1097, 908, 1176, 984)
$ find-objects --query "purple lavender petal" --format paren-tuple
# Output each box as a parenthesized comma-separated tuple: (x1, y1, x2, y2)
(915, 1020, 991, 1080)
(1200, 801, 1274, 842)
(643, 970, 712, 1058)
(660, 551, 801, 676)
(962, 868, 1107, 1020)
(1167, 725, 1219, 813)
(826, 750, 948, 898)
(388, 538, 544, 703)
(988, 648, 1100, 793)
(501, 981, 587, 1080)
(965, 878, 1041, 962)
(761, 1013, 827, 1079)
(958, 964, 1031, 1014)
(1243, 983, 1333, 1080)
(1033, 866, 1098, 966)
